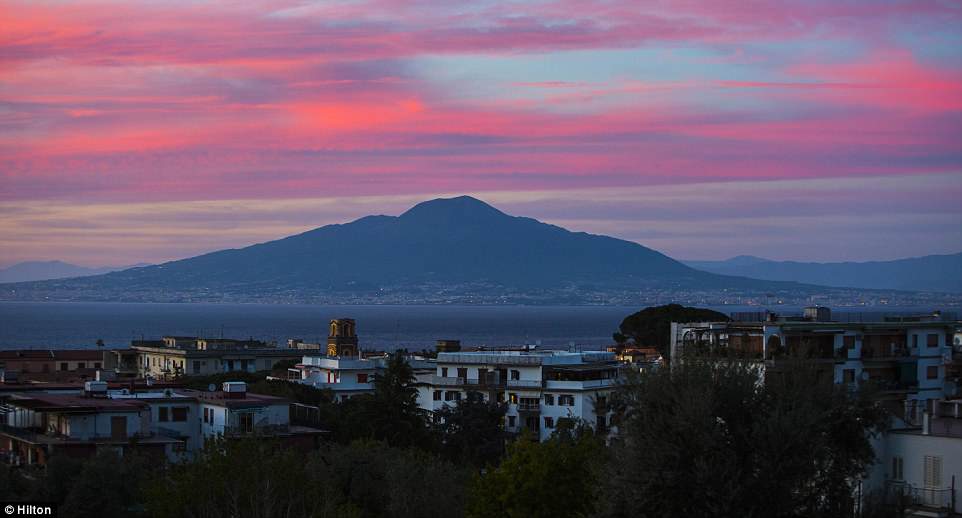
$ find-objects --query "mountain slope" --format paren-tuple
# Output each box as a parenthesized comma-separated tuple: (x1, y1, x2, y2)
(684, 253, 962, 292)
(0, 260, 148, 283)
(0, 196, 851, 303)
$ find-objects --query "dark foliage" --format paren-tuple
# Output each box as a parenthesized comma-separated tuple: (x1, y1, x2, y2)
(614, 304, 729, 361)
(602, 360, 889, 518)
(434, 391, 507, 467)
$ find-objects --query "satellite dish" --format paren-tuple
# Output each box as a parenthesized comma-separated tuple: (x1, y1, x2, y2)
(208, 383, 217, 392)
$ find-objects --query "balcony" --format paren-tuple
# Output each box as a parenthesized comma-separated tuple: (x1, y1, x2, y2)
(223, 423, 290, 436)
(506, 379, 542, 389)
(884, 480, 954, 514)
(517, 401, 540, 412)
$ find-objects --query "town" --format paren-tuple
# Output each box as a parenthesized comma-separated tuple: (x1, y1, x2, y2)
(1, 306, 960, 517)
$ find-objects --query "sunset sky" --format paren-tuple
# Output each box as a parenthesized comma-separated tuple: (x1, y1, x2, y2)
(2, 0, 961, 267)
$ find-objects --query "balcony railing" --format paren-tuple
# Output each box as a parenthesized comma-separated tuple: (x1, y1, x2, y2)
(223, 423, 290, 436)
(517, 402, 540, 412)
(884, 480, 954, 511)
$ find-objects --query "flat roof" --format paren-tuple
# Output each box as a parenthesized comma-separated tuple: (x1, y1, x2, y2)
(5, 393, 148, 413)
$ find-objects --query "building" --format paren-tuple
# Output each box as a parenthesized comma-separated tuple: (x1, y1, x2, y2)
(421, 350, 622, 441)
(864, 397, 962, 516)
(0, 381, 182, 465)
(670, 308, 961, 419)
(119, 336, 303, 379)
(287, 356, 382, 402)
(670, 308, 962, 516)
(327, 318, 359, 357)
(0, 381, 324, 465)
(0, 349, 106, 383)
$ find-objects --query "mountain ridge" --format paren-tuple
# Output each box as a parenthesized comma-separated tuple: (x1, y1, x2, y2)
(0, 196, 936, 304)
(684, 252, 962, 293)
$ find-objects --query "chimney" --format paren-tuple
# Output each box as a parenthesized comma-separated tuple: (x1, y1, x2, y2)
(222, 381, 247, 399)
(84, 380, 108, 398)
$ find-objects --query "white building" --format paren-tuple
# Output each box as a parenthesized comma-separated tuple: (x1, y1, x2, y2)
(287, 356, 382, 402)
(863, 398, 962, 516)
(670, 309, 962, 422)
(421, 350, 621, 441)
(1, 381, 323, 465)
(285, 354, 436, 403)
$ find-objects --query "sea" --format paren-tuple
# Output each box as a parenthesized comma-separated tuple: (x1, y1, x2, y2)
(0, 301, 951, 351)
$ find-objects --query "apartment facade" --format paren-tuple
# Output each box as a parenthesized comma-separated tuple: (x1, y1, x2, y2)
(0, 350, 106, 383)
(0, 381, 324, 465)
(669, 310, 961, 418)
(421, 350, 621, 441)
(123, 337, 303, 379)
(0, 381, 181, 465)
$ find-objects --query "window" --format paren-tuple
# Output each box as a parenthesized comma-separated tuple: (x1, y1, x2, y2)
(924, 456, 943, 488)
(496, 392, 505, 403)
(844, 336, 856, 350)
(457, 368, 468, 379)
(239, 412, 254, 433)
(193, 361, 202, 374)
(559, 395, 575, 406)
(927, 366, 939, 380)
(544, 417, 554, 429)
(77, 362, 86, 369)
(441, 367, 448, 377)
(453, 391, 462, 402)
(94, 362, 102, 369)
(510, 369, 520, 381)
(927, 334, 939, 348)
(203, 408, 209, 424)
(445, 391, 457, 401)
(433, 390, 441, 401)
(843, 369, 856, 383)
(509, 393, 518, 404)
(508, 415, 516, 428)
(158, 407, 169, 422)
(543, 393, 555, 405)
(60, 362, 68, 371)
(172, 407, 188, 422)
(913, 335, 919, 348)
(357, 373, 369, 383)
(892, 456, 904, 480)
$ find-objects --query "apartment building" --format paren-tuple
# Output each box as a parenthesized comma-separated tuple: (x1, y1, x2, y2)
(864, 397, 962, 516)
(0, 349, 106, 383)
(669, 308, 961, 418)
(0, 381, 181, 465)
(670, 308, 962, 516)
(421, 350, 622, 441)
(121, 336, 303, 379)
(0, 381, 324, 465)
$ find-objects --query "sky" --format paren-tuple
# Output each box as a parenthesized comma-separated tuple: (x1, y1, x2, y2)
(1, 0, 961, 267)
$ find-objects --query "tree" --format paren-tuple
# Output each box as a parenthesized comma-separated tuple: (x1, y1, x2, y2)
(603, 360, 888, 518)
(615, 304, 729, 362)
(467, 431, 604, 518)
(336, 352, 433, 449)
(434, 391, 507, 467)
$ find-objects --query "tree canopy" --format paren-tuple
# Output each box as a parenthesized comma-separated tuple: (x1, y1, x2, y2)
(614, 304, 729, 361)
(602, 360, 888, 518)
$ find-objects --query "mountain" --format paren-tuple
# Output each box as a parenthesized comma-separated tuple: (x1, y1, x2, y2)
(684, 253, 962, 293)
(0, 196, 907, 304)
(0, 260, 149, 283)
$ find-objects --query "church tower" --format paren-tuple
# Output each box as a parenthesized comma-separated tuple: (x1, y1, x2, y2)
(327, 318, 359, 357)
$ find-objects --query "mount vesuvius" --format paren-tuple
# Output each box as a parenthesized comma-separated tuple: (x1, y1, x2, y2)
(0, 196, 857, 304)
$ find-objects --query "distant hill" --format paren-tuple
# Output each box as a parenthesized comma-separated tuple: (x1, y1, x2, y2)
(0, 260, 149, 283)
(0, 196, 910, 304)
(684, 253, 962, 293)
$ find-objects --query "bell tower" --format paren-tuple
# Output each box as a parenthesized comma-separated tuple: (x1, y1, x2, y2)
(327, 318, 358, 357)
